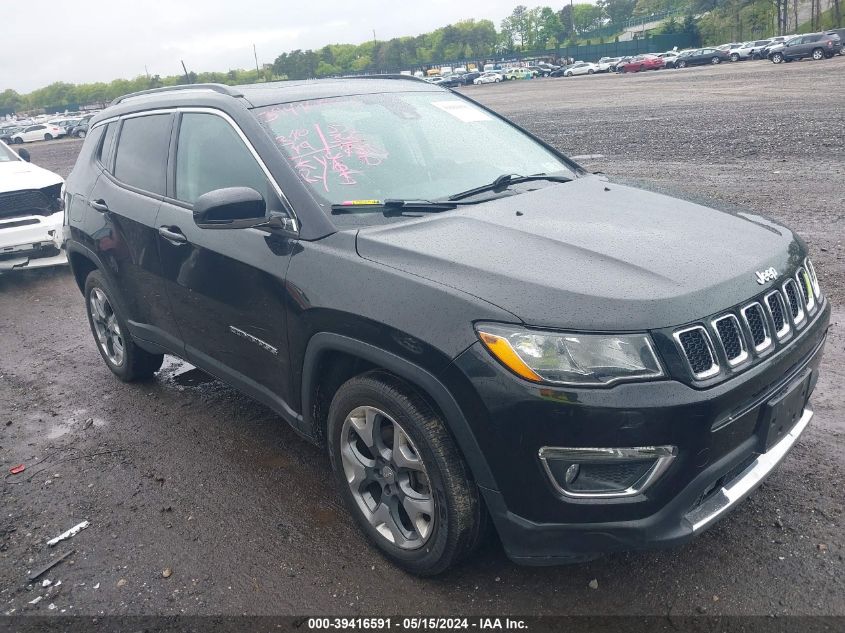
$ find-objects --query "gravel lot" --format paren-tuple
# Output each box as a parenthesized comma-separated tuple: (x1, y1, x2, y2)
(1, 58, 844, 618)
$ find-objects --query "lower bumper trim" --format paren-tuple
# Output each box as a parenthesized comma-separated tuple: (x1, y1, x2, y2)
(685, 406, 812, 532)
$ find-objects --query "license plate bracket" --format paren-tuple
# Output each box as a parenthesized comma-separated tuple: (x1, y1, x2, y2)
(759, 371, 811, 453)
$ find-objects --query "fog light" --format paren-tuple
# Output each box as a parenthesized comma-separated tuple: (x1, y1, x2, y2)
(539, 446, 676, 499)
(564, 463, 580, 485)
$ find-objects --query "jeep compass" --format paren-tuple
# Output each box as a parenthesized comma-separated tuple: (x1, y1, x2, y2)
(63, 79, 830, 575)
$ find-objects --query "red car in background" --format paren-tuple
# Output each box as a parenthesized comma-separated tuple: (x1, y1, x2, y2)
(618, 55, 664, 73)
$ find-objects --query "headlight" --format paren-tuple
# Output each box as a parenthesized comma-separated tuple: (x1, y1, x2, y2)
(475, 323, 664, 386)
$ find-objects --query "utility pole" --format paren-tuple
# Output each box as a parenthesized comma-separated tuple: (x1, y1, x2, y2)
(373, 29, 377, 72)
(253, 43, 261, 78)
(181, 60, 190, 84)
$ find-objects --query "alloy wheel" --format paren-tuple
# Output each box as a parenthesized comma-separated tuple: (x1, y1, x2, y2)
(812, 49, 823, 60)
(89, 287, 125, 366)
(339, 406, 435, 550)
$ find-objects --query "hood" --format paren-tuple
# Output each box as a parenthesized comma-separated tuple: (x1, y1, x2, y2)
(0, 159, 64, 194)
(355, 176, 803, 331)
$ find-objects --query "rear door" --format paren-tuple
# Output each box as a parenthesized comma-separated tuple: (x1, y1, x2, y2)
(156, 109, 296, 407)
(85, 112, 183, 350)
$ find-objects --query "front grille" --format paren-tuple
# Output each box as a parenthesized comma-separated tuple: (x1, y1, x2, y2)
(0, 190, 54, 220)
(766, 291, 787, 335)
(676, 327, 717, 378)
(783, 279, 804, 324)
(674, 270, 824, 382)
(742, 303, 769, 350)
(714, 315, 746, 364)
(797, 269, 815, 312)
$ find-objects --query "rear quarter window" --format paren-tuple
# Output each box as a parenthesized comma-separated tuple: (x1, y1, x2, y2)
(113, 114, 172, 195)
(97, 122, 116, 168)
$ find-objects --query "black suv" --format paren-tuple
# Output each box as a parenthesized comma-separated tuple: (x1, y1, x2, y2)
(63, 79, 830, 575)
(769, 32, 843, 63)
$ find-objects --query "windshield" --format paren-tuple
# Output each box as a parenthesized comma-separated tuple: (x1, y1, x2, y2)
(0, 142, 20, 162)
(255, 92, 575, 211)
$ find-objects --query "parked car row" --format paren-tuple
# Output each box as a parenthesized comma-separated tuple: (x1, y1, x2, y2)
(0, 111, 99, 144)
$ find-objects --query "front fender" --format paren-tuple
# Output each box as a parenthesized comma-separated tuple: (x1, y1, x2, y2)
(300, 331, 498, 491)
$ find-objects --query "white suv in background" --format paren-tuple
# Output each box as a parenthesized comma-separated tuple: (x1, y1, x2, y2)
(0, 141, 66, 272)
(9, 123, 65, 144)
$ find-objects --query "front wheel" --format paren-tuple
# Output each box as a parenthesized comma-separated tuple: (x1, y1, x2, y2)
(587, 69, 594, 75)
(328, 372, 486, 576)
(771, 52, 784, 64)
(677, 60, 687, 68)
(84, 270, 163, 381)
(811, 48, 824, 60)
(77, 130, 87, 138)
(711, 57, 721, 64)
(730, 53, 740, 62)
(13, 137, 23, 144)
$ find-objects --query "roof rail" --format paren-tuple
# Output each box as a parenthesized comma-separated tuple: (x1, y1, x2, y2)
(345, 73, 429, 83)
(110, 83, 244, 107)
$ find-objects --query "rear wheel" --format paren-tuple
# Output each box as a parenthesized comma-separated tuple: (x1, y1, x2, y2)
(328, 372, 486, 576)
(587, 69, 594, 74)
(84, 270, 163, 382)
(730, 53, 740, 62)
(77, 130, 87, 138)
(13, 137, 23, 144)
(811, 48, 824, 60)
(44, 133, 53, 141)
(677, 60, 687, 68)
(711, 56, 721, 64)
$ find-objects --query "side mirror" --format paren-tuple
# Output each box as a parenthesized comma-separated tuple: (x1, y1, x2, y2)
(18, 148, 31, 162)
(193, 187, 267, 230)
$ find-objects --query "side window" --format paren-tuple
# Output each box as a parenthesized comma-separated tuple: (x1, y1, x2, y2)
(175, 112, 271, 205)
(97, 122, 116, 168)
(113, 114, 171, 195)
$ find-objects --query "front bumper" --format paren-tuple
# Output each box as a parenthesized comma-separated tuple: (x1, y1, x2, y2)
(442, 300, 829, 564)
(0, 210, 67, 271)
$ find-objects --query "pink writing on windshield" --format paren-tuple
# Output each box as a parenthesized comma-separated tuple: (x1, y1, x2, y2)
(277, 123, 388, 193)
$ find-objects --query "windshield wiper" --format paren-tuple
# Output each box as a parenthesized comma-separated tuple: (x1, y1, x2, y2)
(446, 173, 572, 201)
(330, 199, 459, 215)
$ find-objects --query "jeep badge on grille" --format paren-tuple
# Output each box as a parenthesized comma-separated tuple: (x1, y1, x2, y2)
(755, 267, 779, 285)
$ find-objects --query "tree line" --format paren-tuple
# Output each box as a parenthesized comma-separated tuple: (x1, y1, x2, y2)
(2, 0, 840, 113)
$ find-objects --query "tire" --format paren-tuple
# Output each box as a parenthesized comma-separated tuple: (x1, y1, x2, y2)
(77, 130, 86, 138)
(587, 69, 594, 75)
(494, 78, 500, 82)
(327, 372, 486, 576)
(711, 56, 721, 64)
(771, 52, 784, 64)
(13, 137, 23, 144)
(44, 133, 53, 141)
(677, 60, 686, 68)
(730, 53, 739, 62)
(811, 48, 824, 60)
(84, 270, 164, 382)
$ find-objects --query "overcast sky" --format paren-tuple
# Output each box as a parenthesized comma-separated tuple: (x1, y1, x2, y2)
(3, 1, 525, 93)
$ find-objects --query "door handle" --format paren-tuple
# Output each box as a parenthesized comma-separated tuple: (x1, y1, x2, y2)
(90, 199, 109, 213)
(158, 226, 188, 244)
